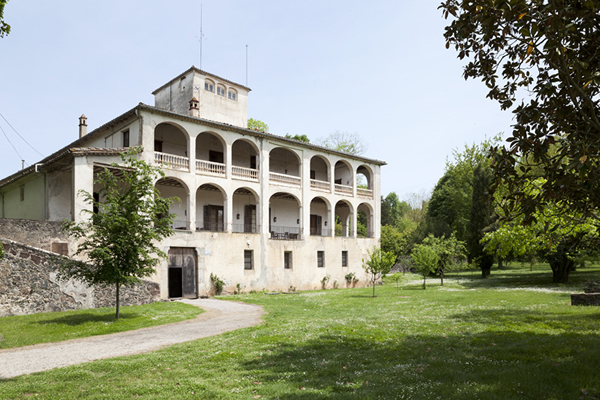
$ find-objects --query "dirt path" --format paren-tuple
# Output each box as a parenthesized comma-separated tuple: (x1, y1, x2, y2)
(0, 299, 263, 379)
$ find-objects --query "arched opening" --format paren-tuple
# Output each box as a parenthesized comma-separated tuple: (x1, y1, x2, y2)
(269, 192, 301, 240)
(269, 147, 301, 187)
(196, 184, 225, 232)
(232, 139, 259, 182)
(233, 187, 259, 233)
(310, 155, 330, 192)
(357, 165, 374, 199)
(155, 177, 189, 230)
(195, 131, 226, 177)
(357, 203, 374, 238)
(334, 200, 353, 237)
(154, 123, 189, 171)
(309, 197, 331, 236)
(334, 161, 353, 196)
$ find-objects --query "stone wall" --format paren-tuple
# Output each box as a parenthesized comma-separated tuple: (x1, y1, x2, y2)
(0, 218, 70, 255)
(0, 239, 160, 317)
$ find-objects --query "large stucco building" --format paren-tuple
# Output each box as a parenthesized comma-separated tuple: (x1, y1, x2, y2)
(0, 67, 385, 298)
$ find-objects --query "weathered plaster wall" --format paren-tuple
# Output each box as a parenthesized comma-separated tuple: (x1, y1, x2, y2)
(0, 218, 68, 254)
(2, 175, 44, 220)
(0, 239, 160, 317)
(47, 169, 72, 221)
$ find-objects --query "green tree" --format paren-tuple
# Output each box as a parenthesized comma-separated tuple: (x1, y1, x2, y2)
(247, 118, 269, 133)
(421, 233, 467, 286)
(317, 131, 367, 155)
(411, 243, 439, 289)
(285, 134, 310, 143)
(362, 247, 396, 297)
(467, 163, 495, 277)
(380, 225, 410, 262)
(381, 192, 411, 227)
(482, 179, 599, 283)
(0, 0, 10, 38)
(441, 0, 600, 225)
(58, 148, 175, 319)
(421, 136, 501, 244)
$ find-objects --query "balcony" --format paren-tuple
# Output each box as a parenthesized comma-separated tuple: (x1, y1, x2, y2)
(196, 159, 226, 178)
(196, 221, 225, 232)
(270, 226, 302, 240)
(335, 183, 353, 196)
(310, 179, 331, 192)
(232, 223, 260, 233)
(232, 166, 259, 182)
(171, 220, 190, 231)
(310, 227, 331, 237)
(270, 172, 301, 187)
(155, 152, 189, 172)
(357, 188, 373, 199)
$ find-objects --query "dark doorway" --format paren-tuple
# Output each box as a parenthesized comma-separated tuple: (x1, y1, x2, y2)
(168, 248, 197, 298)
(310, 214, 322, 236)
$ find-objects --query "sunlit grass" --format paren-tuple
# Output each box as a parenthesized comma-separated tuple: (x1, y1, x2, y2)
(1, 264, 599, 399)
(0, 302, 202, 349)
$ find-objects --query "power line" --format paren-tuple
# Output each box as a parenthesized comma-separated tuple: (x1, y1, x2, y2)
(0, 123, 25, 166)
(0, 112, 44, 157)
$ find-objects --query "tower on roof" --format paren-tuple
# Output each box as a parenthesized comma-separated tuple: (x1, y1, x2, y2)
(152, 66, 251, 128)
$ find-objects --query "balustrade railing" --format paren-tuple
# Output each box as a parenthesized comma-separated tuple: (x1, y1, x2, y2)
(310, 179, 331, 192)
(232, 223, 260, 233)
(269, 172, 301, 187)
(357, 188, 373, 199)
(232, 166, 259, 182)
(171, 220, 190, 230)
(335, 183, 353, 196)
(196, 160, 226, 177)
(154, 152, 189, 171)
(310, 227, 331, 237)
(269, 226, 302, 240)
(196, 221, 225, 232)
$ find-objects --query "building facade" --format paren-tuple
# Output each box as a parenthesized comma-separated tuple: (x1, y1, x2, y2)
(0, 67, 385, 298)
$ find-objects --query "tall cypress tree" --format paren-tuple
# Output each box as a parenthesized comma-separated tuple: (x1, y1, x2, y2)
(467, 164, 494, 277)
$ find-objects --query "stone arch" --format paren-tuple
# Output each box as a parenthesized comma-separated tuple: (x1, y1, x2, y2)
(310, 155, 330, 188)
(233, 186, 259, 233)
(334, 160, 353, 196)
(334, 199, 354, 237)
(309, 196, 332, 236)
(154, 123, 190, 171)
(269, 191, 302, 240)
(269, 147, 301, 177)
(232, 138, 260, 181)
(356, 164, 373, 190)
(196, 183, 226, 232)
(357, 202, 374, 238)
(155, 176, 190, 230)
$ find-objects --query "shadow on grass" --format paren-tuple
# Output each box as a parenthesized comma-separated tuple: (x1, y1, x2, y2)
(240, 329, 600, 400)
(34, 312, 137, 326)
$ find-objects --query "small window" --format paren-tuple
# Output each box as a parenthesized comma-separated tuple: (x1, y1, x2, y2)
(19, 185, 24, 202)
(228, 91, 237, 100)
(205, 81, 214, 92)
(244, 250, 254, 270)
(217, 85, 226, 96)
(284, 251, 292, 269)
(317, 251, 325, 268)
(342, 251, 348, 267)
(122, 130, 130, 148)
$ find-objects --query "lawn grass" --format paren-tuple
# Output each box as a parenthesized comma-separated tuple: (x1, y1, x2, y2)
(1, 264, 599, 399)
(0, 301, 202, 349)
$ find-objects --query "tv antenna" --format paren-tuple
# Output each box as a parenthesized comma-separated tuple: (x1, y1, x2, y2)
(196, 5, 204, 69)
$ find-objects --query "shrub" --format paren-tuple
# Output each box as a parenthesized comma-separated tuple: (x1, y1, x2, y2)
(210, 273, 225, 295)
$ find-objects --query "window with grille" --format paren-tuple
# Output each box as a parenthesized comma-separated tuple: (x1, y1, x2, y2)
(244, 250, 254, 270)
(342, 251, 348, 267)
(284, 251, 292, 269)
(317, 251, 325, 268)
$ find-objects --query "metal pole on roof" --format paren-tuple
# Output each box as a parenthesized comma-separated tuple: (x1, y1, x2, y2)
(200, 5, 203, 69)
(246, 45, 248, 86)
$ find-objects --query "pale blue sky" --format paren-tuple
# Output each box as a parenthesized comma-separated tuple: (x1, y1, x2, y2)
(0, 0, 514, 200)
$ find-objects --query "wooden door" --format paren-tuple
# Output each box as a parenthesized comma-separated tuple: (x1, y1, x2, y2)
(168, 248, 197, 298)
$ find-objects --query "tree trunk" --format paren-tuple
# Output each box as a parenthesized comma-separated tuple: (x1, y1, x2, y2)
(440, 269, 444, 286)
(547, 250, 574, 284)
(498, 257, 504, 270)
(423, 275, 426, 289)
(115, 282, 120, 319)
(372, 281, 376, 297)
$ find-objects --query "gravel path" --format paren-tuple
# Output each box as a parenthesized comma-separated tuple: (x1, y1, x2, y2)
(0, 299, 263, 379)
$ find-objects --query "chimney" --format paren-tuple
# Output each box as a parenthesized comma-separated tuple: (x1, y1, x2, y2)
(189, 97, 199, 118)
(79, 114, 88, 138)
